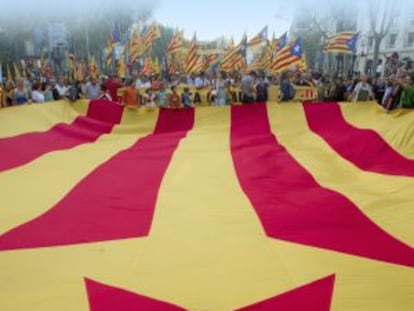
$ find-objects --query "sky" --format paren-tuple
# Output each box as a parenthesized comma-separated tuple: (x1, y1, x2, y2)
(153, 0, 294, 42)
(1, 0, 413, 42)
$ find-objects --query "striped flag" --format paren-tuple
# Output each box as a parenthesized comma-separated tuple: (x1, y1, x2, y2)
(166, 30, 183, 55)
(248, 26, 268, 47)
(129, 28, 145, 62)
(13, 62, 21, 79)
(221, 33, 247, 72)
(6, 63, 13, 82)
(324, 31, 359, 54)
(248, 54, 263, 71)
(271, 38, 305, 73)
(143, 22, 161, 52)
(184, 33, 199, 74)
(89, 56, 99, 79)
(0, 101, 413, 311)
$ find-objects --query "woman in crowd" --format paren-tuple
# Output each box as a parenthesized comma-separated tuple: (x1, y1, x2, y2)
(13, 78, 31, 105)
(214, 71, 227, 106)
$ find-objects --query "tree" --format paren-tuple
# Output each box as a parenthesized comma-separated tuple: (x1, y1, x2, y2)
(290, 0, 357, 73)
(368, 0, 395, 77)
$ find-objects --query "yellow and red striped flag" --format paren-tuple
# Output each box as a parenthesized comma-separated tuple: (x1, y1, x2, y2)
(221, 33, 247, 72)
(166, 30, 183, 55)
(324, 31, 359, 54)
(13, 62, 21, 80)
(6, 63, 13, 82)
(0, 100, 413, 311)
(183, 33, 199, 74)
(143, 22, 161, 52)
(247, 26, 268, 47)
(130, 28, 145, 62)
(271, 38, 305, 73)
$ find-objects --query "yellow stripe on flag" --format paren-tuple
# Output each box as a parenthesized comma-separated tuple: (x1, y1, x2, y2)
(0, 108, 159, 234)
(0, 101, 89, 138)
(339, 102, 414, 159)
(269, 103, 414, 245)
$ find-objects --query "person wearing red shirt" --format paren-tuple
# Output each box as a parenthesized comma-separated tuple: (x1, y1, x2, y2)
(105, 75, 123, 102)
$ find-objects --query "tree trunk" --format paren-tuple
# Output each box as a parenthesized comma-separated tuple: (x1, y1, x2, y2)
(372, 37, 382, 78)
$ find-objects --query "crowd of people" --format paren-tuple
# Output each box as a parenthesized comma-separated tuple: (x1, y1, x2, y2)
(1, 66, 413, 110)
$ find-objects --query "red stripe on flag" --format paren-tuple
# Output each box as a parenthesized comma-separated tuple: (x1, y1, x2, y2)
(87, 99, 124, 124)
(236, 275, 335, 311)
(0, 108, 195, 250)
(0, 100, 123, 172)
(85, 278, 186, 311)
(304, 102, 414, 177)
(230, 103, 414, 267)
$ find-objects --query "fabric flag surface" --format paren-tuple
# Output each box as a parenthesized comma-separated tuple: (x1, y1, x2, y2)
(271, 38, 305, 73)
(324, 31, 359, 54)
(0, 100, 413, 311)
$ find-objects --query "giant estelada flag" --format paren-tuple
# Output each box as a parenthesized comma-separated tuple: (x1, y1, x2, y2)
(0, 99, 413, 311)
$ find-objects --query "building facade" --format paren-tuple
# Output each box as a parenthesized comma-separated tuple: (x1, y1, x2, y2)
(356, 2, 414, 75)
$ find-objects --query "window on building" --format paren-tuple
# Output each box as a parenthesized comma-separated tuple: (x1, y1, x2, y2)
(387, 34, 397, 49)
(407, 32, 414, 47)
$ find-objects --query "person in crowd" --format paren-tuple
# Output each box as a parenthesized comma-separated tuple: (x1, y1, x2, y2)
(123, 78, 141, 108)
(385, 78, 403, 111)
(4, 80, 15, 107)
(372, 77, 386, 104)
(182, 87, 194, 108)
(85, 78, 101, 100)
(381, 78, 395, 108)
(67, 81, 84, 102)
(214, 71, 227, 106)
(151, 74, 162, 92)
(42, 82, 54, 102)
(98, 84, 112, 101)
(142, 88, 157, 108)
(350, 75, 374, 102)
(294, 74, 312, 87)
(193, 73, 204, 105)
(332, 78, 348, 102)
(280, 71, 295, 102)
(397, 73, 414, 109)
(241, 71, 256, 103)
(157, 84, 170, 108)
(169, 85, 181, 109)
(31, 82, 45, 103)
(225, 81, 233, 105)
(13, 78, 31, 105)
(105, 74, 123, 102)
(255, 76, 269, 102)
(55, 76, 68, 99)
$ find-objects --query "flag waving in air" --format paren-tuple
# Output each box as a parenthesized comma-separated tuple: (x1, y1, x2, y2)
(183, 33, 199, 74)
(324, 31, 359, 54)
(143, 22, 161, 52)
(166, 30, 183, 55)
(221, 33, 247, 72)
(247, 26, 268, 47)
(271, 38, 305, 73)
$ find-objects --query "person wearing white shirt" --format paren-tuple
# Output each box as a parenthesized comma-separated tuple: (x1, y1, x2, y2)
(55, 76, 69, 99)
(31, 82, 45, 103)
(194, 76, 204, 89)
